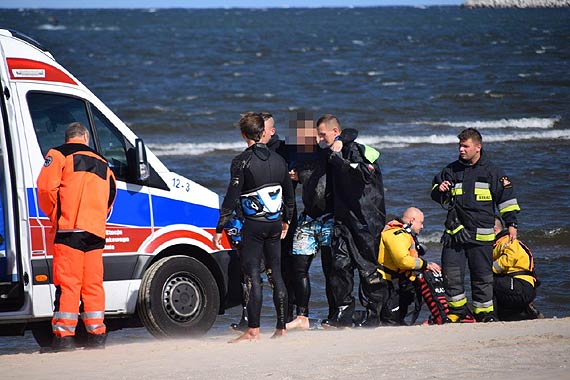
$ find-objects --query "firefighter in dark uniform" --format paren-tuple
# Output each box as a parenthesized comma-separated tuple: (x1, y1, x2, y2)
(431, 128, 520, 322)
(316, 114, 386, 328)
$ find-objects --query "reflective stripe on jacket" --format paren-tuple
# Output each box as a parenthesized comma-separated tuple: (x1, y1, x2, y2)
(431, 151, 520, 245)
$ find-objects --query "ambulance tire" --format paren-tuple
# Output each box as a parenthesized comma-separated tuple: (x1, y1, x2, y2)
(137, 255, 220, 338)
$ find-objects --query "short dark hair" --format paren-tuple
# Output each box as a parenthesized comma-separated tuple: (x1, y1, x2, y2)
(458, 128, 482, 144)
(260, 112, 273, 121)
(239, 113, 265, 142)
(65, 122, 88, 142)
(494, 216, 504, 228)
(316, 114, 340, 130)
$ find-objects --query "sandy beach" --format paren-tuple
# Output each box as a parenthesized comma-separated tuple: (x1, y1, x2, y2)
(2, 317, 569, 380)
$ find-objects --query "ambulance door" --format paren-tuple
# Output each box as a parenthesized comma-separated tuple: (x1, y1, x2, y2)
(0, 82, 25, 312)
(25, 92, 153, 311)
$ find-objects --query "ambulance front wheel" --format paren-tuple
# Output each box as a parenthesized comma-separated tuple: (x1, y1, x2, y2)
(137, 255, 220, 338)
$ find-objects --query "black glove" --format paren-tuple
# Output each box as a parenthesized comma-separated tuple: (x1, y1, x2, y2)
(442, 208, 471, 248)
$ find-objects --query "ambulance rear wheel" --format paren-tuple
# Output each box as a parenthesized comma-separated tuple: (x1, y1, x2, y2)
(137, 255, 220, 338)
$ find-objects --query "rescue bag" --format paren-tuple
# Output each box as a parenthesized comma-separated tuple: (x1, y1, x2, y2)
(416, 270, 449, 325)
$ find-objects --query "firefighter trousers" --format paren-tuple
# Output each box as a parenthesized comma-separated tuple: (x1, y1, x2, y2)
(441, 243, 494, 318)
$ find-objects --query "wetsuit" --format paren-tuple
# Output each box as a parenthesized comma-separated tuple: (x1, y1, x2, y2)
(492, 231, 539, 321)
(431, 150, 520, 321)
(327, 140, 386, 327)
(216, 143, 294, 330)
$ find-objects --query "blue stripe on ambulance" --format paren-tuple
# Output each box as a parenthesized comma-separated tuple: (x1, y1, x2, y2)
(27, 188, 219, 228)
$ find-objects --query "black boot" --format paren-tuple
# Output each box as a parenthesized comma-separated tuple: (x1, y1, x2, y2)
(321, 302, 355, 329)
(40, 336, 75, 353)
(354, 308, 380, 328)
(85, 333, 107, 350)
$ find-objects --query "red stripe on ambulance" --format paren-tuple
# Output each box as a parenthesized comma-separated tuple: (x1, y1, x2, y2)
(7, 57, 77, 85)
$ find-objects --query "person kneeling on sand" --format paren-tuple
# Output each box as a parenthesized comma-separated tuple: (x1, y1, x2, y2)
(492, 217, 543, 321)
(369, 207, 441, 327)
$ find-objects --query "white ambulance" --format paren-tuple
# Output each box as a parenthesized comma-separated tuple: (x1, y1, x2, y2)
(0, 29, 241, 347)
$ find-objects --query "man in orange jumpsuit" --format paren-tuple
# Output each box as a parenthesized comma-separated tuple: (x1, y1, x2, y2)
(37, 122, 116, 351)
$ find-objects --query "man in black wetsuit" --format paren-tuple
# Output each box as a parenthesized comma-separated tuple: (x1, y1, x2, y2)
(316, 114, 386, 328)
(213, 113, 295, 342)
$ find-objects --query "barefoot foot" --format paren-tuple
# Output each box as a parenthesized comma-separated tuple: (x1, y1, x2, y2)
(270, 328, 286, 339)
(229, 328, 259, 343)
(286, 316, 310, 331)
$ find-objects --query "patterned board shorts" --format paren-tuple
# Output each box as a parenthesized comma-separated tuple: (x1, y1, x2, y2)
(292, 213, 333, 256)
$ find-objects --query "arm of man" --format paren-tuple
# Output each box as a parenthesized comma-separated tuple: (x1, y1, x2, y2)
(492, 241, 518, 274)
(493, 168, 520, 242)
(215, 157, 244, 235)
(389, 233, 428, 272)
(431, 168, 453, 205)
(36, 149, 65, 226)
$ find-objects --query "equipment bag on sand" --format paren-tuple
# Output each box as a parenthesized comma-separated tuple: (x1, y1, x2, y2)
(417, 270, 449, 325)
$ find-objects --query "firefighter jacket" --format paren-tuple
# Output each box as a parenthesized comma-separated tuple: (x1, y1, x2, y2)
(493, 231, 536, 287)
(37, 139, 117, 240)
(431, 150, 520, 245)
(328, 141, 386, 238)
(377, 220, 426, 281)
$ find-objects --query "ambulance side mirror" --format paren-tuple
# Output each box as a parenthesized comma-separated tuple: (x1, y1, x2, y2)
(135, 138, 150, 183)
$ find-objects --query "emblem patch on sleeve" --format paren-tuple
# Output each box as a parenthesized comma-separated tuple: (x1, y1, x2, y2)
(500, 176, 512, 188)
(44, 156, 53, 167)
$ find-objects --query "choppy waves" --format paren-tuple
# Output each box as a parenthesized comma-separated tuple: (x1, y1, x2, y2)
(419, 117, 560, 129)
(149, 117, 569, 156)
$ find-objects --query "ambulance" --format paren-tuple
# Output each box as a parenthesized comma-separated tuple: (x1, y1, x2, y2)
(0, 29, 241, 347)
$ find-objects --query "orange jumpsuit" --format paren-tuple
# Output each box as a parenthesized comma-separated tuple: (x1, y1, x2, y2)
(37, 138, 116, 337)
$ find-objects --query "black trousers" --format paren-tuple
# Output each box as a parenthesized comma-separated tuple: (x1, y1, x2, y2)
(494, 276, 536, 321)
(330, 221, 381, 317)
(240, 219, 288, 329)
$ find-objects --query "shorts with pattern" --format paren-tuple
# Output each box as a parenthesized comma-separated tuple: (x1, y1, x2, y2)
(292, 212, 333, 256)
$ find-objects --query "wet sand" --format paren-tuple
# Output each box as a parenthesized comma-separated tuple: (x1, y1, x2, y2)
(1, 317, 569, 380)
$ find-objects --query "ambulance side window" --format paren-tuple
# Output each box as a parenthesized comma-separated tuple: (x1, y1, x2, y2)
(27, 92, 95, 157)
(90, 107, 131, 181)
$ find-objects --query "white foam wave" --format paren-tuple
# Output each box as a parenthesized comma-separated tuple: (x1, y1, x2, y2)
(148, 141, 245, 156)
(148, 128, 570, 157)
(417, 231, 443, 245)
(419, 117, 560, 129)
(358, 129, 570, 148)
(37, 24, 66, 31)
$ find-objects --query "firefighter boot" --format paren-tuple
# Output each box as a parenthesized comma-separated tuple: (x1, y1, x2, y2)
(354, 308, 380, 328)
(321, 302, 355, 329)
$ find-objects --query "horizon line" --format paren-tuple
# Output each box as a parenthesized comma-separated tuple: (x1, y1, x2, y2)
(0, 4, 462, 10)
